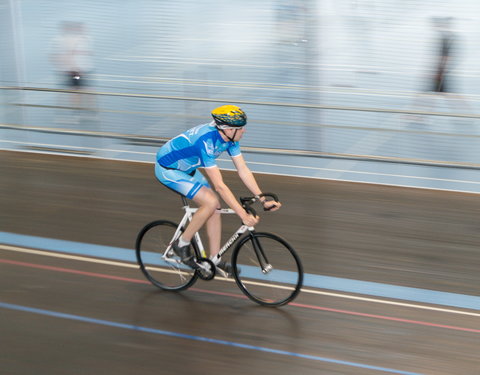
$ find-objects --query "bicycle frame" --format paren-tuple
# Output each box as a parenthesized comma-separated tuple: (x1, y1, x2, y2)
(164, 199, 254, 265)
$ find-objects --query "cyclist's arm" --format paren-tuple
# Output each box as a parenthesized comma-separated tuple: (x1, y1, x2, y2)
(231, 154, 263, 197)
(204, 165, 256, 222)
(232, 154, 281, 211)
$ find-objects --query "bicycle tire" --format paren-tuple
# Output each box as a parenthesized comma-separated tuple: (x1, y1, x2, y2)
(135, 220, 198, 291)
(232, 232, 303, 307)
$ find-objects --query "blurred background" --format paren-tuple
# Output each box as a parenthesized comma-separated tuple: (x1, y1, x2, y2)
(0, 0, 479, 192)
(2, 2, 480, 374)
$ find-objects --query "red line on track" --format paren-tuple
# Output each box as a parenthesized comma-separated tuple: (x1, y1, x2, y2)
(2, 258, 479, 334)
(0, 258, 149, 284)
(290, 302, 480, 333)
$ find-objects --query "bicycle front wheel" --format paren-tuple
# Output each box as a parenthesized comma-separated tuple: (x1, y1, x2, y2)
(232, 232, 303, 307)
(136, 220, 197, 291)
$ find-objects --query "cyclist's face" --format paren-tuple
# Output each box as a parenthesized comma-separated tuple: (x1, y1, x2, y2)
(224, 127, 245, 142)
(233, 127, 245, 141)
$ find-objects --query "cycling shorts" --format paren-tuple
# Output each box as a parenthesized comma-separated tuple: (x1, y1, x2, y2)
(155, 163, 211, 199)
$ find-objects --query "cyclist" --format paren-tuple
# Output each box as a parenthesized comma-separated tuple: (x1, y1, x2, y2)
(155, 105, 281, 277)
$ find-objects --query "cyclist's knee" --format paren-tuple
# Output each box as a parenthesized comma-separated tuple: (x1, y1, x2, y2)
(195, 188, 220, 212)
(205, 195, 220, 212)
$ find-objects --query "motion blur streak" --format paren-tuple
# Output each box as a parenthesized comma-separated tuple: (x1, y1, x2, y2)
(0, 301, 423, 375)
(1, 258, 479, 335)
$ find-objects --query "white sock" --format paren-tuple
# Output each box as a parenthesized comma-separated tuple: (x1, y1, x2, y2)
(210, 255, 220, 265)
(178, 236, 190, 247)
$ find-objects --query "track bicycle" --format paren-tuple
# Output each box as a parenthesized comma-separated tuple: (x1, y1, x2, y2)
(135, 193, 303, 307)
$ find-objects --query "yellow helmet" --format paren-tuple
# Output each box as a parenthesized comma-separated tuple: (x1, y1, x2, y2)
(211, 105, 247, 128)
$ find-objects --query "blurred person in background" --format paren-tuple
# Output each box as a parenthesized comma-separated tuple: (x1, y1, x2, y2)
(430, 16, 457, 94)
(50, 21, 96, 124)
(154, 105, 281, 277)
(407, 17, 472, 125)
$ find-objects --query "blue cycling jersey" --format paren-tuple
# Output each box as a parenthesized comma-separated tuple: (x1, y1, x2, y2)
(156, 122, 241, 174)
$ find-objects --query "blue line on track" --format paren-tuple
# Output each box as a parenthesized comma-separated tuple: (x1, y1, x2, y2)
(0, 301, 423, 375)
(2, 231, 480, 311)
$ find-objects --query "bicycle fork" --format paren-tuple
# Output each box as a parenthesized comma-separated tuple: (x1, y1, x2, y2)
(250, 233, 272, 274)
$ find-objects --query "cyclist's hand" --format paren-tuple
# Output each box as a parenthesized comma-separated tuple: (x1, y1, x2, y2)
(263, 200, 282, 211)
(242, 213, 259, 227)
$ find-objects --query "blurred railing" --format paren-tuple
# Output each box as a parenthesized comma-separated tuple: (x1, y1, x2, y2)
(1, 85, 479, 169)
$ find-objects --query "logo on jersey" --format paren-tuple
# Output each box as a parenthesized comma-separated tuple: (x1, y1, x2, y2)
(187, 125, 202, 137)
(203, 139, 216, 157)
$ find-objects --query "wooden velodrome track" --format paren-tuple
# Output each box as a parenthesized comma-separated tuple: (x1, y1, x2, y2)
(1, 150, 479, 375)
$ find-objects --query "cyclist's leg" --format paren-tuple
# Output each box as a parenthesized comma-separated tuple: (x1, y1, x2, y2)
(186, 171, 222, 258)
(202, 200, 233, 277)
(183, 187, 219, 242)
(205, 202, 221, 256)
(155, 164, 219, 244)
(155, 165, 232, 276)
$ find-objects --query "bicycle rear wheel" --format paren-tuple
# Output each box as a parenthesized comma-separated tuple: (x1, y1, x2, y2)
(136, 220, 197, 291)
(232, 232, 303, 307)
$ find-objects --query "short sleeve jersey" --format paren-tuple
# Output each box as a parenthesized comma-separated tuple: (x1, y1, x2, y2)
(156, 123, 241, 175)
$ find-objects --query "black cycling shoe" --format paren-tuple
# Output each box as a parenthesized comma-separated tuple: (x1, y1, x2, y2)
(172, 239, 197, 269)
(216, 261, 236, 278)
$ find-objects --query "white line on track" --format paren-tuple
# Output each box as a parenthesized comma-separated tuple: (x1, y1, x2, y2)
(2, 244, 480, 318)
(2, 141, 479, 187)
(1, 146, 479, 195)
